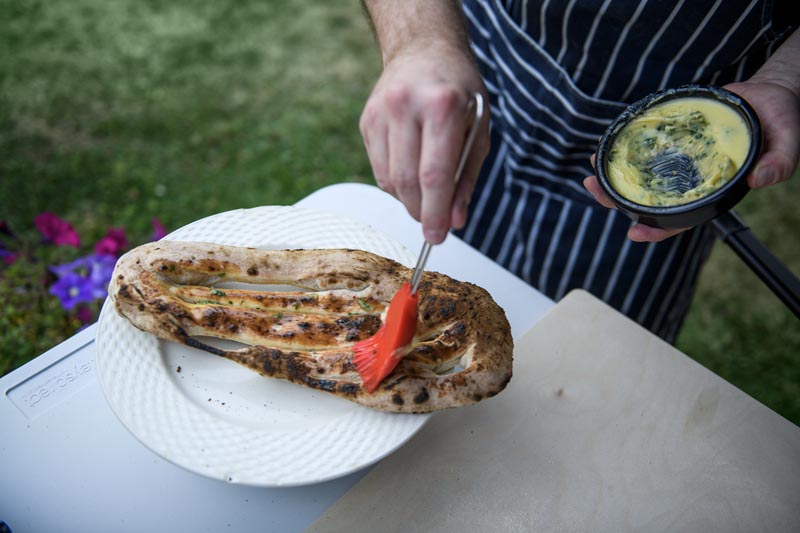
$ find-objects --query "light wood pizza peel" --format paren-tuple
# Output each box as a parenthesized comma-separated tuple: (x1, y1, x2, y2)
(307, 289, 800, 532)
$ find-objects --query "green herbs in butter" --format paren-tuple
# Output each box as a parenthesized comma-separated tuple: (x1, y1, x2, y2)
(606, 97, 750, 206)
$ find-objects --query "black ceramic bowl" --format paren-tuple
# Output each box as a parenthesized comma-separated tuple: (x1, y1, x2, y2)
(595, 85, 762, 229)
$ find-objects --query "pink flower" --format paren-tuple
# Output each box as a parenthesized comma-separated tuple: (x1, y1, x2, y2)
(94, 227, 128, 257)
(151, 217, 167, 241)
(0, 249, 18, 265)
(34, 212, 80, 247)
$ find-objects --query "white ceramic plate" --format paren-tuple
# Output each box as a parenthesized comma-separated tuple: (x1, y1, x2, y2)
(95, 206, 430, 487)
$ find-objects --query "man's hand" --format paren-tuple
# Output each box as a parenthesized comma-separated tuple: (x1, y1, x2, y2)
(360, 1, 490, 244)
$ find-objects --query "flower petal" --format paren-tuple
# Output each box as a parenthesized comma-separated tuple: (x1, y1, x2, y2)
(49, 272, 95, 310)
(151, 218, 167, 241)
(35, 212, 80, 247)
(94, 227, 127, 257)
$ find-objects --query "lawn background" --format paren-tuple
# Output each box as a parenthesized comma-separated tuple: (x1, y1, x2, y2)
(2, 0, 798, 424)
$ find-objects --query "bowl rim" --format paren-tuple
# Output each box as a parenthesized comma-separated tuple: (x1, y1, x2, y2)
(595, 84, 762, 218)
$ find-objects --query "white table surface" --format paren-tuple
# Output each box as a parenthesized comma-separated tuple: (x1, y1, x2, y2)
(0, 183, 552, 533)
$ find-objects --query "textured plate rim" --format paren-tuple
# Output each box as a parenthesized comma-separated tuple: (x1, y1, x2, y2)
(95, 206, 431, 487)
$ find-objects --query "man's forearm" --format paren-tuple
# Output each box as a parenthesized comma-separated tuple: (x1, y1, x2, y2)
(751, 28, 800, 97)
(361, 0, 472, 64)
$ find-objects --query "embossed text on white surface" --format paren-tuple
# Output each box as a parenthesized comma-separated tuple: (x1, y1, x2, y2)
(6, 342, 95, 419)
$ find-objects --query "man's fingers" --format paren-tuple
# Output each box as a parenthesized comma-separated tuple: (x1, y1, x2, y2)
(386, 90, 423, 220)
(725, 81, 800, 189)
(360, 103, 392, 195)
(628, 224, 687, 242)
(584, 175, 689, 242)
(451, 121, 490, 229)
(418, 89, 466, 243)
(750, 140, 800, 188)
(582, 175, 617, 209)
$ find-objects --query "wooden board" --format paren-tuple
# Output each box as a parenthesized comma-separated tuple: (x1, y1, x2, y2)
(307, 290, 800, 532)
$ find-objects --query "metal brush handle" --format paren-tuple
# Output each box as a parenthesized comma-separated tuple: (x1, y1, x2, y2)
(410, 92, 485, 294)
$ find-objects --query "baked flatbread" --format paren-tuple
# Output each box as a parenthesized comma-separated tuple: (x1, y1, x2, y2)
(109, 241, 513, 413)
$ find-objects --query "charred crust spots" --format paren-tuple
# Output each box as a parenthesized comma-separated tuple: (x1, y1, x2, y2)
(335, 316, 366, 329)
(298, 322, 310, 330)
(413, 388, 430, 404)
(472, 393, 483, 402)
(305, 378, 337, 392)
(118, 284, 130, 298)
(392, 394, 404, 405)
(414, 345, 435, 358)
(138, 304, 145, 311)
(184, 336, 226, 356)
(260, 348, 282, 375)
(338, 383, 359, 395)
(452, 322, 467, 336)
(199, 307, 220, 328)
(335, 315, 376, 342)
(156, 302, 168, 312)
(437, 301, 457, 320)
(247, 266, 258, 276)
(286, 355, 308, 381)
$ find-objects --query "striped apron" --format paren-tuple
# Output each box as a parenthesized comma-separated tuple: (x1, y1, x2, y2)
(457, 0, 796, 342)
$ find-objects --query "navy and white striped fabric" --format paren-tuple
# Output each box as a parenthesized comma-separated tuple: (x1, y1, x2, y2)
(457, 0, 796, 341)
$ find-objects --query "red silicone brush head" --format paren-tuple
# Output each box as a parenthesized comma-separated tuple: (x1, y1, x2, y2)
(352, 282, 419, 392)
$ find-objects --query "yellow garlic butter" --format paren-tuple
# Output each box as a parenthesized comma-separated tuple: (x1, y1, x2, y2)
(606, 97, 750, 206)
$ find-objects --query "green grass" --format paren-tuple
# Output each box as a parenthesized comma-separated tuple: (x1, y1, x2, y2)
(1, 0, 798, 425)
(1, 0, 378, 236)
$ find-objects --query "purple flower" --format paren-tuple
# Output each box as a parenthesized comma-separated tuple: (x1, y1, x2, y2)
(0, 246, 18, 265)
(34, 212, 80, 247)
(87, 254, 116, 298)
(50, 256, 92, 278)
(75, 305, 94, 324)
(49, 254, 117, 308)
(49, 272, 95, 310)
(94, 227, 127, 257)
(151, 217, 167, 241)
